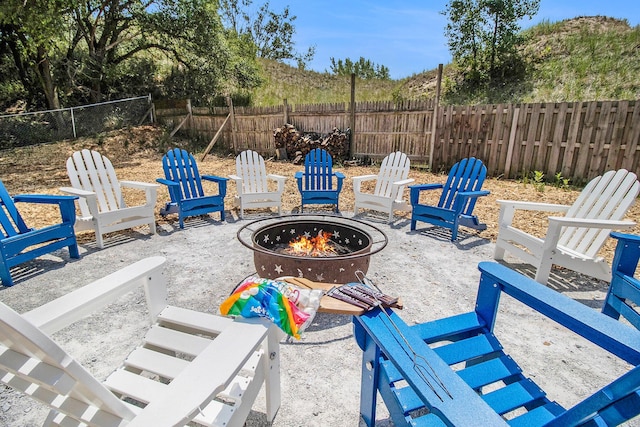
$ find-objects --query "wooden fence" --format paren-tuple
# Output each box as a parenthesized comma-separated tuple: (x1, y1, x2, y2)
(155, 99, 640, 183)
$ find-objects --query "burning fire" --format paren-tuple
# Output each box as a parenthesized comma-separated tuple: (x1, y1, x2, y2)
(286, 230, 337, 257)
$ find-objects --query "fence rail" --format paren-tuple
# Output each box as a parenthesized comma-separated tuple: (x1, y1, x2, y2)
(155, 98, 640, 183)
(0, 95, 153, 149)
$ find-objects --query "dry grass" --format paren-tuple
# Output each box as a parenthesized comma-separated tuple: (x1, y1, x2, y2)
(1, 125, 638, 264)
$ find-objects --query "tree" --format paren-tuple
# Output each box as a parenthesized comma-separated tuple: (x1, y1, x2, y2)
(219, 0, 315, 68)
(442, 0, 539, 89)
(0, 0, 70, 110)
(0, 0, 263, 108)
(329, 57, 390, 80)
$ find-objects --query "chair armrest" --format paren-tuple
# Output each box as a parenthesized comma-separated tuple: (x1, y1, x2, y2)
(59, 186, 96, 198)
(459, 190, 490, 198)
(202, 175, 228, 197)
(548, 217, 636, 230)
(294, 171, 303, 179)
(13, 194, 78, 204)
(156, 178, 180, 188)
(409, 184, 443, 203)
(393, 178, 415, 186)
(477, 261, 640, 364)
(120, 180, 160, 190)
(353, 175, 379, 193)
(353, 174, 378, 183)
(409, 183, 444, 191)
(15, 193, 79, 224)
(268, 174, 286, 193)
(611, 232, 640, 246)
(201, 175, 229, 183)
(23, 257, 168, 335)
(497, 200, 571, 212)
(334, 171, 346, 179)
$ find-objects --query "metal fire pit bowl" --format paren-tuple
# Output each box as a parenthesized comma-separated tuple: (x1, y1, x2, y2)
(237, 215, 388, 283)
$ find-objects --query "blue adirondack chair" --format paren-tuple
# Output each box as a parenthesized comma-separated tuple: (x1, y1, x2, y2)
(602, 232, 640, 330)
(410, 157, 490, 241)
(295, 148, 345, 213)
(0, 179, 79, 287)
(354, 261, 640, 427)
(157, 148, 228, 229)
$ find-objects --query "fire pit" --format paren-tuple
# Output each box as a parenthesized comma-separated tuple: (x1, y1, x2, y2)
(237, 215, 388, 283)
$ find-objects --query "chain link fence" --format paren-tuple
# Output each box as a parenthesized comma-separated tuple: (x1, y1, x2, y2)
(0, 95, 153, 150)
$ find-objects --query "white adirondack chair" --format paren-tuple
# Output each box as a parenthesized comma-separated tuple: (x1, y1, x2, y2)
(353, 151, 414, 222)
(494, 169, 640, 284)
(229, 150, 286, 219)
(61, 149, 159, 248)
(0, 256, 281, 427)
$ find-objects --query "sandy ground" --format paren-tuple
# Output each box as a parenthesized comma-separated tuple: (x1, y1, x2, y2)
(0, 207, 637, 426)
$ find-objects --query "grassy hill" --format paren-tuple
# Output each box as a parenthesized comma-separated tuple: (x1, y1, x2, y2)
(250, 16, 640, 106)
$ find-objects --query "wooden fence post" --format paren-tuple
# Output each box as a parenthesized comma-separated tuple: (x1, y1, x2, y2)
(349, 73, 356, 159)
(283, 98, 289, 124)
(227, 96, 237, 153)
(168, 99, 192, 138)
(429, 64, 443, 171)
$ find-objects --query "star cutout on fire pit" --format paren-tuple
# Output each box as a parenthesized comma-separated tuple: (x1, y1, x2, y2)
(303, 231, 311, 238)
(290, 228, 296, 234)
(263, 235, 270, 243)
(316, 273, 324, 281)
(333, 231, 340, 238)
(275, 264, 283, 274)
(276, 235, 281, 241)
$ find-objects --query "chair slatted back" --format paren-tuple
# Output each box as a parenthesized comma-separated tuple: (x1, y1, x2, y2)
(303, 149, 333, 191)
(162, 148, 205, 201)
(438, 157, 487, 214)
(67, 149, 124, 217)
(236, 150, 269, 194)
(0, 179, 30, 238)
(559, 170, 639, 258)
(374, 152, 410, 199)
(0, 302, 135, 425)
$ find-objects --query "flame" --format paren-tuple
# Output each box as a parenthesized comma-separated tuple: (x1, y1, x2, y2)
(287, 230, 336, 257)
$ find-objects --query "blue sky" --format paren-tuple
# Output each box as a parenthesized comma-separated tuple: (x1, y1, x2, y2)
(264, 0, 640, 79)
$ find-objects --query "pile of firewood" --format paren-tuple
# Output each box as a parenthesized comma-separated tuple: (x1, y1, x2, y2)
(273, 124, 350, 164)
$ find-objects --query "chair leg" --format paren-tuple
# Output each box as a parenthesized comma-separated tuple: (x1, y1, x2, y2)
(68, 241, 80, 259)
(149, 220, 156, 235)
(95, 231, 105, 249)
(0, 263, 13, 287)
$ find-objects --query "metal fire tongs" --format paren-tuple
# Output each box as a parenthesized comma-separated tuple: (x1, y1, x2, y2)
(354, 271, 453, 402)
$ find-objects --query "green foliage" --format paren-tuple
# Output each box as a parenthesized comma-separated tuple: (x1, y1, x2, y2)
(219, 0, 315, 68)
(532, 170, 545, 192)
(250, 59, 398, 106)
(522, 17, 640, 102)
(329, 57, 391, 80)
(0, 0, 267, 109)
(553, 172, 570, 189)
(520, 170, 545, 191)
(441, 0, 539, 103)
